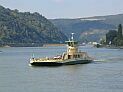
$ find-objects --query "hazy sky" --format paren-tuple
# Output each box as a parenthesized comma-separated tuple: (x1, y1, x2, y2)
(0, 0, 123, 19)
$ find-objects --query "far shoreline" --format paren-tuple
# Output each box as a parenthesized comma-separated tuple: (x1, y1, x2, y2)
(0, 43, 66, 47)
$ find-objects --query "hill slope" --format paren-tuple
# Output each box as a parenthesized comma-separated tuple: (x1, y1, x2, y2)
(0, 5, 67, 46)
(50, 14, 123, 42)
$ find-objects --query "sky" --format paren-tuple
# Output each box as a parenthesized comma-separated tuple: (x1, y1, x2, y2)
(0, 0, 123, 19)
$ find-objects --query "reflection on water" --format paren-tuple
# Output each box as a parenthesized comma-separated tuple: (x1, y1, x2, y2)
(0, 46, 123, 92)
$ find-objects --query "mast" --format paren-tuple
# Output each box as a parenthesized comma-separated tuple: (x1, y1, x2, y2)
(71, 33, 74, 41)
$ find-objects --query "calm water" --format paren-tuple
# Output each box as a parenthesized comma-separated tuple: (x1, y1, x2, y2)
(0, 46, 123, 92)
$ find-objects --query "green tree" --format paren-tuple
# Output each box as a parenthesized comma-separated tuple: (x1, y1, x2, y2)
(105, 24, 123, 46)
(106, 30, 117, 45)
(117, 24, 122, 39)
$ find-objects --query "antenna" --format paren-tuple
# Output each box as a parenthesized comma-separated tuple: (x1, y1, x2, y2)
(32, 53, 35, 59)
(71, 33, 75, 40)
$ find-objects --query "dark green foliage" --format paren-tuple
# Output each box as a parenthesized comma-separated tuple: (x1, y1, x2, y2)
(113, 24, 123, 46)
(106, 30, 117, 44)
(113, 37, 123, 46)
(117, 24, 122, 39)
(0, 5, 67, 46)
(106, 24, 123, 46)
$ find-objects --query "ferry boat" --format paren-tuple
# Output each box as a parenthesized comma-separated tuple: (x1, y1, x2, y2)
(30, 33, 93, 66)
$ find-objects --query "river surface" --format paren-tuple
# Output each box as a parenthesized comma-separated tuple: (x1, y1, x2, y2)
(0, 45, 123, 92)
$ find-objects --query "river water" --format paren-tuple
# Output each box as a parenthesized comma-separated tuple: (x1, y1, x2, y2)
(0, 45, 123, 92)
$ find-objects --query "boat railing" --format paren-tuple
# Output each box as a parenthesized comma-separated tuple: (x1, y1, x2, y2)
(31, 57, 63, 62)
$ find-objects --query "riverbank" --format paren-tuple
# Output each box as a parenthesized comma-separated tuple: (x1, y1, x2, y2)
(0, 43, 66, 47)
(43, 44, 66, 47)
(106, 45, 123, 49)
(0, 43, 43, 47)
(94, 44, 123, 49)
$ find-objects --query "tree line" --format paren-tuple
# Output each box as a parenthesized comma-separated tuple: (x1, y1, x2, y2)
(105, 24, 123, 46)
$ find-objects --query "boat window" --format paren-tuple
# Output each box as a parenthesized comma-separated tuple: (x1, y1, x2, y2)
(73, 55, 77, 58)
(71, 42, 74, 47)
(68, 55, 71, 59)
(67, 41, 78, 47)
(68, 42, 71, 46)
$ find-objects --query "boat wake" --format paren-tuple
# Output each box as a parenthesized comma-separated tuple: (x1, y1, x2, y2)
(93, 57, 123, 63)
